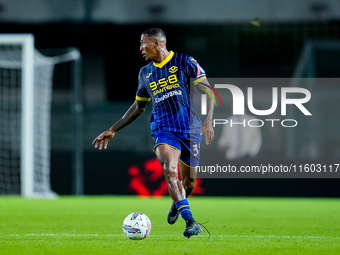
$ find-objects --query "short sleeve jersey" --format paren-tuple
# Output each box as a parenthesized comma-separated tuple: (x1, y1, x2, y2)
(136, 51, 206, 135)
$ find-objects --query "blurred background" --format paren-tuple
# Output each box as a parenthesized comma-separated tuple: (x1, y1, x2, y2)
(0, 0, 339, 197)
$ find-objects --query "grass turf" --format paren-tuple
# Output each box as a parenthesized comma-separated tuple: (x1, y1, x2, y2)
(0, 196, 339, 255)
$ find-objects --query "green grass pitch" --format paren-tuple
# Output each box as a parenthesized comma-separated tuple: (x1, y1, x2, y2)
(1, 196, 339, 255)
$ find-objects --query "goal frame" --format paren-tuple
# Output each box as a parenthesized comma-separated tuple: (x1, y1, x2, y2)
(0, 34, 84, 197)
(0, 34, 35, 197)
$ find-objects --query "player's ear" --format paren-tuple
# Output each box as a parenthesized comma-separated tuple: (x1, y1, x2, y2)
(154, 39, 161, 49)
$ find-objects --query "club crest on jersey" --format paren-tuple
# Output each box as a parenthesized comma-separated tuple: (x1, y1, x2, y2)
(169, 66, 178, 73)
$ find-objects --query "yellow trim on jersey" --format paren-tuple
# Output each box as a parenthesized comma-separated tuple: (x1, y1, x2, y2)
(136, 95, 151, 101)
(153, 51, 174, 68)
(193, 76, 207, 85)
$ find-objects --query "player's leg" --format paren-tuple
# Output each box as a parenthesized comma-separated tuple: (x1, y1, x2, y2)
(179, 161, 197, 197)
(156, 144, 199, 237)
(177, 137, 202, 238)
(177, 160, 202, 238)
(152, 133, 187, 224)
(167, 161, 196, 225)
(155, 144, 186, 203)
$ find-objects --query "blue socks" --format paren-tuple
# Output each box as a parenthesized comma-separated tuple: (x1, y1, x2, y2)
(175, 199, 195, 222)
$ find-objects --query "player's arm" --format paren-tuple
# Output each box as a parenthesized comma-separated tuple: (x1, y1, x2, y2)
(92, 100, 148, 150)
(196, 78, 215, 145)
(187, 57, 214, 145)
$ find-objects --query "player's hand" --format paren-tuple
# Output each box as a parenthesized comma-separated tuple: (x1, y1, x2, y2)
(92, 129, 116, 150)
(200, 119, 214, 145)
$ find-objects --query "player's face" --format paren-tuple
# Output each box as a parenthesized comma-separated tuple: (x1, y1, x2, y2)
(140, 34, 157, 61)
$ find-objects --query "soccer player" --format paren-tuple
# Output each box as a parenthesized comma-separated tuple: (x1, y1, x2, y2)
(92, 28, 214, 238)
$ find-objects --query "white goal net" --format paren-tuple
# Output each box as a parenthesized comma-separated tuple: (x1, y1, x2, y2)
(0, 34, 81, 197)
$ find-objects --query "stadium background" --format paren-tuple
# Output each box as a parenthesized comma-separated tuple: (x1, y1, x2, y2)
(1, 0, 340, 197)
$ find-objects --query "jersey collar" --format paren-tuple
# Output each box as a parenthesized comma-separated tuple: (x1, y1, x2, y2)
(153, 51, 174, 68)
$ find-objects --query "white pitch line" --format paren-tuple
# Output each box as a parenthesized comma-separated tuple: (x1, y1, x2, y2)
(4, 233, 340, 239)
(217, 235, 340, 239)
(6, 233, 122, 237)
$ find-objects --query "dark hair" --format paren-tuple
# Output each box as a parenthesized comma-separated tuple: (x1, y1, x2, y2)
(142, 28, 166, 40)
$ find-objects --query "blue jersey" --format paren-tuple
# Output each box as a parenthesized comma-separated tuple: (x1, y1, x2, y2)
(136, 51, 206, 135)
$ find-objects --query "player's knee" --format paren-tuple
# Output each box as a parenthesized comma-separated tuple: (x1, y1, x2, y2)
(162, 162, 177, 181)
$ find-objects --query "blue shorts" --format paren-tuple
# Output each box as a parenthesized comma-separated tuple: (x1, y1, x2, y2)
(152, 131, 203, 167)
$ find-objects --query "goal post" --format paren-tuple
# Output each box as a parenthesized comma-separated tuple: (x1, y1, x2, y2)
(20, 34, 35, 197)
(0, 34, 83, 197)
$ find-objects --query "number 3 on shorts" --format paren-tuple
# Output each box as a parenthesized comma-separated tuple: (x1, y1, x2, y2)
(192, 143, 200, 157)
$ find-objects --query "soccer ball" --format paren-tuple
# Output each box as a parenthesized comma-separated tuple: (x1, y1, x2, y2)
(122, 212, 151, 240)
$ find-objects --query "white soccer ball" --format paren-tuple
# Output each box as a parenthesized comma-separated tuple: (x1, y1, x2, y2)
(122, 212, 151, 240)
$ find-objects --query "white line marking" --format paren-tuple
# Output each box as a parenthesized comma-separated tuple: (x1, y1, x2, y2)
(4, 233, 340, 239)
(219, 235, 340, 239)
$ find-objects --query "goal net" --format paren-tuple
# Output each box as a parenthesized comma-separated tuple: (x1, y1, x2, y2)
(0, 34, 81, 197)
